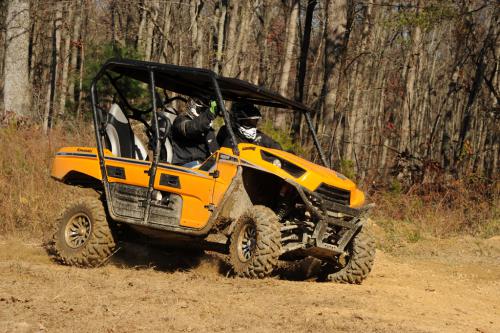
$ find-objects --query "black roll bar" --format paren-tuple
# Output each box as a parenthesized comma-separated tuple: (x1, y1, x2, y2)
(143, 70, 161, 223)
(210, 75, 240, 156)
(91, 61, 329, 169)
(304, 111, 329, 167)
(90, 73, 108, 186)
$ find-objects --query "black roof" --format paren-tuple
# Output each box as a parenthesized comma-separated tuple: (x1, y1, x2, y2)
(100, 58, 311, 113)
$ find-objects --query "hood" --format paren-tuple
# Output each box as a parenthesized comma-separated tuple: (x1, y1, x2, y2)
(237, 144, 356, 193)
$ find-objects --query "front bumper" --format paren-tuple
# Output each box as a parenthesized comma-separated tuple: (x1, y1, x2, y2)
(282, 185, 374, 258)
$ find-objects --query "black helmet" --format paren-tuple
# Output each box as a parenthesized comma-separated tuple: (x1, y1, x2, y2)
(231, 102, 261, 140)
(232, 102, 261, 128)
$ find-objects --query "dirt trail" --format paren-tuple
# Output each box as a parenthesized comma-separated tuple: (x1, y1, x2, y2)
(0, 237, 499, 333)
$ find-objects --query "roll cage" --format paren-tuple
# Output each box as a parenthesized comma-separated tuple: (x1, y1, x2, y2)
(90, 58, 329, 217)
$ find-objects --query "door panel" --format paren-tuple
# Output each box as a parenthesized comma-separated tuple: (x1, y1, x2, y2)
(155, 163, 214, 229)
(212, 152, 239, 206)
(103, 155, 216, 229)
(104, 156, 151, 220)
(104, 156, 150, 187)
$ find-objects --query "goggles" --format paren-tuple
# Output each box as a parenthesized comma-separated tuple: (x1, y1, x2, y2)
(238, 117, 260, 128)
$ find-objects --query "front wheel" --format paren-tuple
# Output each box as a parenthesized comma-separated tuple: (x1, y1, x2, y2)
(322, 225, 376, 284)
(229, 205, 281, 278)
(52, 197, 116, 267)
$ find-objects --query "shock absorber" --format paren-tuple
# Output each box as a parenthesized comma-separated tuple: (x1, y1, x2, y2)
(276, 184, 297, 219)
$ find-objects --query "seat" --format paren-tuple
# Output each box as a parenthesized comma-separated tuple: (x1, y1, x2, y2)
(156, 106, 177, 163)
(104, 104, 148, 160)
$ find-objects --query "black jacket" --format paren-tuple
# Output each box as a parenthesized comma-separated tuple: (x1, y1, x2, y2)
(216, 125, 282, 150)
(171, 110, 218, 165)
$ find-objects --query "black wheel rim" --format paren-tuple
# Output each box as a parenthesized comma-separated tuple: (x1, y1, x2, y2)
(237, 224, 256, 262)
(64, 213, 92, 249)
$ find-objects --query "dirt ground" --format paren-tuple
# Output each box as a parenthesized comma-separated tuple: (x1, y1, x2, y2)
(0, 236, 499, 333)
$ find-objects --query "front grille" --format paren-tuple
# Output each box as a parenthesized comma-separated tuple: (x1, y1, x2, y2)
(315, 183, 350, 206)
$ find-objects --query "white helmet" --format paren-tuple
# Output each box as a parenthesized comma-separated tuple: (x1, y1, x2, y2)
(186, 97, 206, 119)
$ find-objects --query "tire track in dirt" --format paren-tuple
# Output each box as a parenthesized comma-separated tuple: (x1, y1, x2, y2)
(0, 238, 499, 333)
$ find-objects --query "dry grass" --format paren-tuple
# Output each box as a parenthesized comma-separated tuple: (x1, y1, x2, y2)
(371, 179, 500, 250)
(0, 122, 94, 239)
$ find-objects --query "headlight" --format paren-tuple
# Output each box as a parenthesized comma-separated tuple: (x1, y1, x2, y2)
(260, 150, 306, 178)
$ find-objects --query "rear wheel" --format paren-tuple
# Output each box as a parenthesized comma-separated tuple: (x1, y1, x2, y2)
(229, 205, 281, 278)
(322, 225, 375, 284)
(53, 197, 116, 267)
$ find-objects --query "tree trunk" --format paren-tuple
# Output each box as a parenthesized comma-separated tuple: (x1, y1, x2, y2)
(214, 0, 227, 74)
(68, 0, 82, 105)
(222, 1, 240, 77)
(4, 0, 31, 118)
(455, 10, 496, 170)
(278, 0, 299, 97)
(190, 0, 204, 67)
(137, 2, 147, 53)
(292, 0, 317, 140)
(225, 1, 252, 78)
(321, 0, 348, 164)
(59, 2, 75, 115)
(75, 1, 88, 117)
(346, 2, 373, 161)
(144, 1, 158, 61)
(236, 3, 254, 78)
(259, 1, 277, 87)
(43, 2, 62, 132)
(160, 2, 172, 63)
(399, 1, 421, 152)
(275, 0, 300, 128)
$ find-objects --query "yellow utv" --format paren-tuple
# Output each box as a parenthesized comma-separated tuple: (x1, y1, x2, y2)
(51, 59, 375, 283)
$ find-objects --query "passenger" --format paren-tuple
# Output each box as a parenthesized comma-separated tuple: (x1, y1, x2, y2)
(171, 97, 219, 167)
(217, 102, 282, 150)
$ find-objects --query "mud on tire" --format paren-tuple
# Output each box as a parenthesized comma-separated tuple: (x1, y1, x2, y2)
(323, 225, 375, 284)
(229, 205, 281, 278)
(52, 196, 116, 267)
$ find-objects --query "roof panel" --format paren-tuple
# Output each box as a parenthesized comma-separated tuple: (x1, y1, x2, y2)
(101, 58, 311, 113)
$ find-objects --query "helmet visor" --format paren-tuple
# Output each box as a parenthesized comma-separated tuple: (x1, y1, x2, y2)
(238, 117, 260, 128)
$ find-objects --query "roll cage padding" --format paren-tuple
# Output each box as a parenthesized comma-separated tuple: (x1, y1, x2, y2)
(105, 104, 148, 160)
(156, 108, 175, 163)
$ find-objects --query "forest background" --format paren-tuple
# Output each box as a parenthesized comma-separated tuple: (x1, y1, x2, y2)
(0, 0, 498, 241)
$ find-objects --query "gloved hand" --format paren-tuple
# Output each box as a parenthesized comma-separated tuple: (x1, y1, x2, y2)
(209, 100, 219, 116)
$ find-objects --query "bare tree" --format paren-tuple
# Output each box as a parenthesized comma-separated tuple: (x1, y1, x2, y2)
(59, 1, 76, 115)
(275, 0, 300, 128)
(4, 0, 31, 118)
(292, 0, 317, 140)
(321, 0, 348, 164)
(43, 2, 62, 132)
(214, 0, 227, 73)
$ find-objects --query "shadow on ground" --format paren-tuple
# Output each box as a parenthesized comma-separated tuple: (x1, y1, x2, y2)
(109, 242, 319, 281)
(110, 242, 233, 276)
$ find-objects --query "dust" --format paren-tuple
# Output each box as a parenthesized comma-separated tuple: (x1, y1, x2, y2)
(104, 242, 231, 278)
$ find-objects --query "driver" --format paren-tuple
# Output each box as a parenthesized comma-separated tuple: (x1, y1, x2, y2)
(217, 102, 281, 150)
(171, 97, 219, 166)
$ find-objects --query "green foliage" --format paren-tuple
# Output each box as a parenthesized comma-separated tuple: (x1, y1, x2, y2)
(339, 159, 356, 180)
(82, 42, 147, 109)
(259, 121, 304, 154)
(478, 216, 500, 239)
(388, 2, 459, 31)
(405, 229, 422, 243)
(390, 179, 402, 194)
